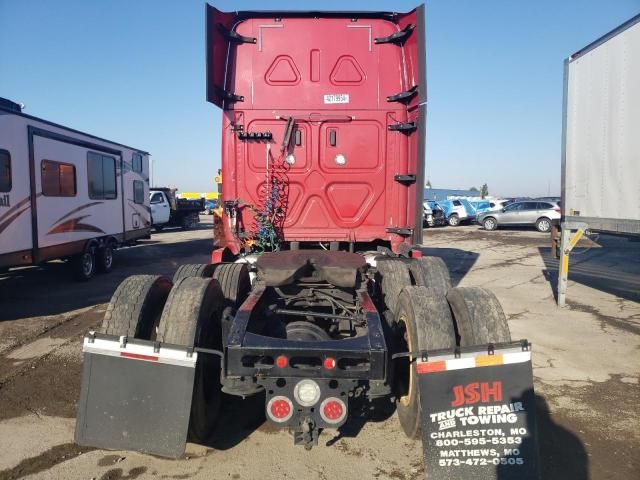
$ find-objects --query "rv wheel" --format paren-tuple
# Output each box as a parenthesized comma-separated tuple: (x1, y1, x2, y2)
(71, 248, 96, 281)
(394, 286, 456, 439)
(157, 277, 225, 444)
(446, 287, 511, 346)
(97, 243, 115, 273)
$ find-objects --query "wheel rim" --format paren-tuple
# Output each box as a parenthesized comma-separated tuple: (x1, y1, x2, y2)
(485, 219, 495, 230)
(82, 253, 93, 276)
(104, 248, 113, 269)
(450, 216, 458, 226)
(397, 314, 414, 407)
(539, 220, 550, 231)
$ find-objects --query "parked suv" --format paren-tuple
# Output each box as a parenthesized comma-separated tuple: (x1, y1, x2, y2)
(477, 201, 560, 232)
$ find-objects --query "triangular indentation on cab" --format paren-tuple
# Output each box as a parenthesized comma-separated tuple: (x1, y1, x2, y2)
(298, 197, 330, 228)
(327, 183, 373, 221)
(265, 56, 301, 85)
(330, 56, 365, 85)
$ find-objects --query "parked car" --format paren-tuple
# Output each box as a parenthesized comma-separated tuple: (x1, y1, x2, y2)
(204, 200, 219, 215)
(437, 199, 474, 226)
(423, 201, 446, 227)
(534, 196, 561, 204)
(477, 201, 560, 232)
(468, 199, 509, 217)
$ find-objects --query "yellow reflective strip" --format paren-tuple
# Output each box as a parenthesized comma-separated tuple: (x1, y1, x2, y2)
(475, 354, 504, 367)
(561, 255, 569, 275)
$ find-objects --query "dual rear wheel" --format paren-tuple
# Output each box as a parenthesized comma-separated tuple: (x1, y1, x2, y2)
(71, 243, 115, 281)
(377, 257, 511, 439)
(100, 263, 250, 444)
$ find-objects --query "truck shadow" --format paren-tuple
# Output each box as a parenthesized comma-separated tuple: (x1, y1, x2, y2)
(325, 396, 396, 446)
(498, 394, 588, 479)
(537, 233, 640, 303)
(204, 392, 267, 450)
(417, 247, 480, 287)
(0, 237, 214, 321)
(201, 393, 397, 451)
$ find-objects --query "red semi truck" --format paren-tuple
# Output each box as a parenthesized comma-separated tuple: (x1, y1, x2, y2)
(76, 3, 514, 459)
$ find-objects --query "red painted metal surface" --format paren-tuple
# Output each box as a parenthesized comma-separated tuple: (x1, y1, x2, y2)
(207, 5, 425, 253)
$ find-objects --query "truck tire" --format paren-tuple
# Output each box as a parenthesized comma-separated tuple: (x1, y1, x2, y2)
(212, 263, 251, 307)
(212, 263, 251, 344)
(408, 257, 452, 296)
(173, 264, 216, 284)
(448, 213, 460, 226)
(71, 247, 97, 281)
(96, 243, 115, 273)
(446, 287, 511, 346)
(101, 275, 173, 339)
(157, 277, 224, 444)
(394, 286, 457, 439)
(376, 258, 412, 315)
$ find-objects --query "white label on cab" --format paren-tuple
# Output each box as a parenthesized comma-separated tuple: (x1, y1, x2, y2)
(324, 94, 350, 104)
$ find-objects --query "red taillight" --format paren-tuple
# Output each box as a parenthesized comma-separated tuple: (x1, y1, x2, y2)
(323, 357, 336, 370)
(320, 397, 347, 424)
(267, 396, 293, 423)
(275, 355, 288, 368)
(554, 208, 561, 212)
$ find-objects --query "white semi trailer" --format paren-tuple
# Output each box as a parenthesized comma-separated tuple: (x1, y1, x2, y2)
(0, 98, 151, 280)
(558, 14, 640, 305)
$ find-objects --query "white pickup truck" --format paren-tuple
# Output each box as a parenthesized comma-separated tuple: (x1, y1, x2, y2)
(149, 188, 204, 231)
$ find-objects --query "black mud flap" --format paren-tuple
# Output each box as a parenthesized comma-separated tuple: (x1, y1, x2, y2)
(75, 333, 197, 458)
(417, 341, 540, 480)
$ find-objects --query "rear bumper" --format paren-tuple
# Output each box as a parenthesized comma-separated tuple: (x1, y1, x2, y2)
(226, 334, 386, 380)
(224, 288, 387, 381)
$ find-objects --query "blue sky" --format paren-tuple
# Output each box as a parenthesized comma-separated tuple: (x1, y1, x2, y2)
(1, 0, 638, 197)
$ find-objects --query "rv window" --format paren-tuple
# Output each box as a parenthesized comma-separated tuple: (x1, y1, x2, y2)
(88, 152, 117, 200)
(41, 160, 76, 197)
(132, 153, 143, 173)
(0, 150, 10, 192)
(133, 180, 144, 204)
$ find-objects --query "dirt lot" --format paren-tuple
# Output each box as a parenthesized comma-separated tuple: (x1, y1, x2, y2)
(0, 218, 638, 480)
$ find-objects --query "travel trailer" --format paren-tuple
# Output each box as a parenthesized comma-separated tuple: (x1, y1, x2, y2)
(0, 97, 151, 280)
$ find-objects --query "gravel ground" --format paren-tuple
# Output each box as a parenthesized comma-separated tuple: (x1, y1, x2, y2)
(0, 219, 638, 480)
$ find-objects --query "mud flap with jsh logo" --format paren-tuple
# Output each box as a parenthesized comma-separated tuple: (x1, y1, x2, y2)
(75, 333, 197, 458)
(418, 341, 540, 480)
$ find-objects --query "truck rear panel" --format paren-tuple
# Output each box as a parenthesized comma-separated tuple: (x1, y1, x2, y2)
(207, 6, 426, 252)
